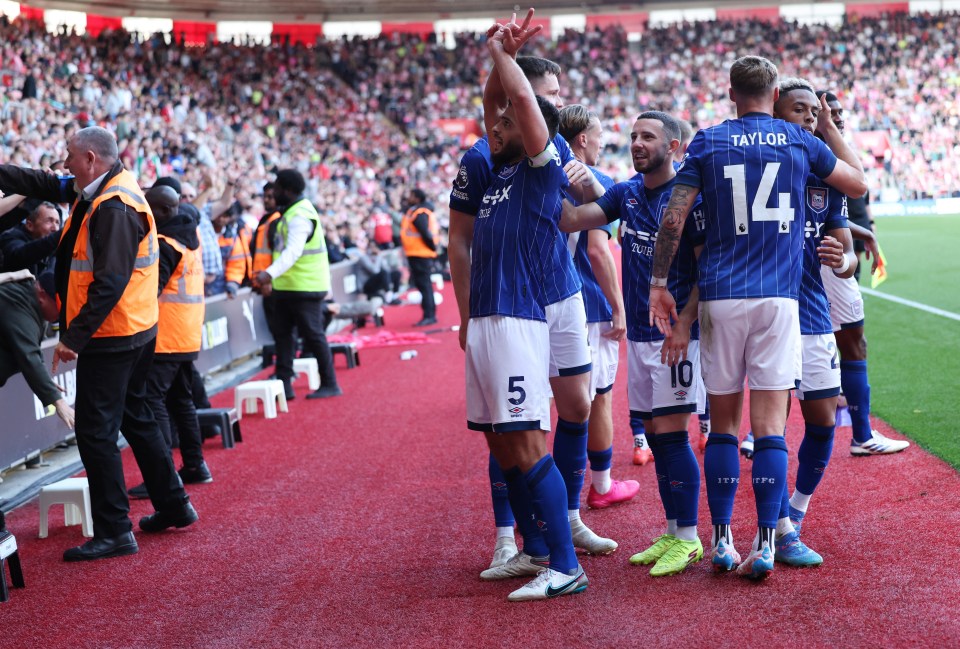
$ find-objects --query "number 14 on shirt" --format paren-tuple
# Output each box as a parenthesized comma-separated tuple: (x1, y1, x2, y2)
(724, 162, 794, 235)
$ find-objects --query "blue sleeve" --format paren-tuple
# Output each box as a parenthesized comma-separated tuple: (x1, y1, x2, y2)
(449, 147, 492, 216)
(674, 130, 706, 189)
(684, 196, 708, 247)
(595, 182, 625, 223)
(803, 131, 839, 180)
(824, 187, 848, 231)
(553, 135, 574, 166)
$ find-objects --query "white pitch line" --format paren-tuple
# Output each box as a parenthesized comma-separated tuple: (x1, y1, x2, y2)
(861, 287, 960, 323)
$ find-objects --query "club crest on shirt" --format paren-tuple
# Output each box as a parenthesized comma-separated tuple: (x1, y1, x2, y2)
(806, 187, 828, 213)
(498, 163, 519, 180)
(455, 165, 469, 189)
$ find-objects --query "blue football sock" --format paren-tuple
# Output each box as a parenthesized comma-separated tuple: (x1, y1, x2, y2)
(841, 360, 872, 444)
(553, 418, 589, 511)
(704, 433, 740, 526)
(630, 414, 648, 448)
(779, 477, 790, 521)
(796, 423, 835, 496)
(587, 446, 613, 472)
(752, 436, 789, 531)
(503, 467, 549, 558)
(488, 454, 515, 528)
(659, 431, 701, 528)
(648, 434, 677, 523)
(525, 455, 578, 574)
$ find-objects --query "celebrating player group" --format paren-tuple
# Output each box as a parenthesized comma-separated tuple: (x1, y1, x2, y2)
(449, 8, 907, 602)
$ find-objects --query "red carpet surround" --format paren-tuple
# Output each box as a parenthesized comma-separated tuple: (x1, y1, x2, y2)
(2, 284, 959, 648)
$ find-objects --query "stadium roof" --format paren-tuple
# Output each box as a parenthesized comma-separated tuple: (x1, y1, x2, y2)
(24, 0, 788, 23)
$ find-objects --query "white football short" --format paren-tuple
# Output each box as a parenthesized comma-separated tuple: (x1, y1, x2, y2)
(587, 321, 620, 396)
(796, 333, 841, 400)
(465, 315, 551, 433)
(627, 339, 705, 419)
(699, 298, 801, 394)
(546, 293, 592, 378)
(820, 266, 865, 331)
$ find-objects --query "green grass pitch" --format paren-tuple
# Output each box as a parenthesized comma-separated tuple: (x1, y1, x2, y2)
(861, 214, 960, 469)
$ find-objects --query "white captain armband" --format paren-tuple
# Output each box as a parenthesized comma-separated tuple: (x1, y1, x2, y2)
(528, 142, 557, 168)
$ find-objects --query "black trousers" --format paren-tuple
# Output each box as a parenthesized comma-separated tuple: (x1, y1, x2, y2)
(273, 293, 338, 389)
(146, 358, 204, 468)
(74, 339, 188, 538)
(408, 256, 436, 319)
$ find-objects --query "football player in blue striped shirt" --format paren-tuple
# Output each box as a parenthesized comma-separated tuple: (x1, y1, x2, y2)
(648, 56, 867, 579)
(817, 91, 910, 457)
(449, 14, 613, 575)
(766, 77, 860, 568)
(561, 111, 707, 577)
(463, 20, 587, 602)
(557, 105, 639, 512)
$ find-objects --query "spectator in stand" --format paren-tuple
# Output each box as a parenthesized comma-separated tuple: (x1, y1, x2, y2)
(324, 222, 348, 263)
(370, 209, 395, 250)
(0, 269, 74, 430)
(208, 202, 251, 298)
(401, 188, 439, 327)
(0, 201, 61, 275)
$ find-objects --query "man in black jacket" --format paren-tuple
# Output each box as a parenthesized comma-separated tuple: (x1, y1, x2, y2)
(127, 186, 213, 500)
(0, 201, 61, 275)
(0, 127, 196, 562)
(0, 270, 74, 430)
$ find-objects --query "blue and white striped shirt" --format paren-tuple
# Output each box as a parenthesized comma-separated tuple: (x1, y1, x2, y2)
(470, 143, 570, 321)
(676, 114, 838, 301)
(596, 176, 706, 342)
(567, 167, 616, 323)
(799, 175, 848, 335)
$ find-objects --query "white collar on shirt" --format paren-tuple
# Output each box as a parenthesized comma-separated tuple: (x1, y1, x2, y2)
(81, 171, 110, 200)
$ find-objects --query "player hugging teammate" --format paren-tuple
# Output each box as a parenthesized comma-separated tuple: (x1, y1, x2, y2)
(454, 7, 894, 600)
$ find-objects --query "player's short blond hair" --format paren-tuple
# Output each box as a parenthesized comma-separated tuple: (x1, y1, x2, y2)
(730, 56, 779, 98)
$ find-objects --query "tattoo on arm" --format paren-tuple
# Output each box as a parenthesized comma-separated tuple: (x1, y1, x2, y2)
(651, 185, 698, 279)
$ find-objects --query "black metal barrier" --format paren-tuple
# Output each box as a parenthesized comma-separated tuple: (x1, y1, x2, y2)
(0, 254, 390, 473)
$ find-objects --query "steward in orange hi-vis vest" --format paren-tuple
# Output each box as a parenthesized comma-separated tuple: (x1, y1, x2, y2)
(400, 206, 439, 259)
(59, 163, 160, 351)
(250, 211, 281, 279)
(156, 234, 204, 355)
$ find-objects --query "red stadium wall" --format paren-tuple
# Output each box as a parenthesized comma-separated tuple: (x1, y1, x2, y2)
(716, 7, 781, 22)
(586, 13, 647, 33)
(846, 3, 909, 17)
(174, 21, 216, 46)
(272, 23, 323, 45)
(17, 5, 43, 22)
(381, 22, 435, 39)
(85, 15, 123, 37)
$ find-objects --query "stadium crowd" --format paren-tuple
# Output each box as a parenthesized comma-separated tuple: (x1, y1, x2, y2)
(0, 9, 956, 243)
(332, 12, 960, 202)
